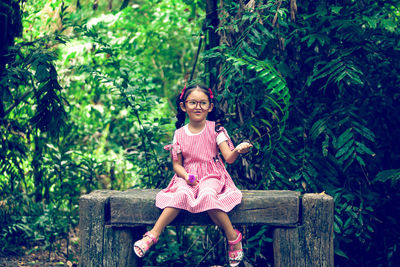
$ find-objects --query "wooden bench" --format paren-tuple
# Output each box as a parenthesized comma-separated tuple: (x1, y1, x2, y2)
(79, 189, 334, 267)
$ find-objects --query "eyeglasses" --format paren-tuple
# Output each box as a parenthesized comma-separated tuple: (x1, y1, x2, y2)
(185, 100, 210, 110)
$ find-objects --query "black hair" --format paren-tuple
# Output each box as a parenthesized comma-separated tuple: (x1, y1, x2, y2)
(175, 84, 226, 130)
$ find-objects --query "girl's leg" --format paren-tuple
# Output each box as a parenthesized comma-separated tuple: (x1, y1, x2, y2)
(207, 209, 243, 266)
(197, 178, 238, 241)
(199, 179, 243, 265)
(151, 207, 181, 237)
(134, 207, 180, 256)
(207, 209, 240, 244)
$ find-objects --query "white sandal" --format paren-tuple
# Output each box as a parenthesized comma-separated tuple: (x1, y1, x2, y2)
(133, 231, 158, 258)
(228, 229, 244, 267)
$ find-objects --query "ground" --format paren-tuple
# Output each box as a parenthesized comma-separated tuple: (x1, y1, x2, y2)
(0, 229, 79, 267)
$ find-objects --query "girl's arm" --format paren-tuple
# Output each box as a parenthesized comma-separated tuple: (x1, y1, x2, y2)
(172, 153, 198, 185)
(219, 141, 252, 164)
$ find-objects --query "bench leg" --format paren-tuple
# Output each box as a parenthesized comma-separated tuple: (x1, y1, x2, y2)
(273, 193, 334, 267)
(79, 190, 146, 267)
(79, 190, 115, 267)
(103, 226, 145, 266)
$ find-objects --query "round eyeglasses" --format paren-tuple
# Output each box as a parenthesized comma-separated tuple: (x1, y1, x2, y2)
(185, 100, 211, 110)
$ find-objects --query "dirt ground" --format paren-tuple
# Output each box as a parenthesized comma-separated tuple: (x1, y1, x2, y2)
(0, 229, 79, 267)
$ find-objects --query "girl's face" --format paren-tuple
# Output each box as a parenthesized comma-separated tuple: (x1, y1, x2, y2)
(180, 89, 213, 124)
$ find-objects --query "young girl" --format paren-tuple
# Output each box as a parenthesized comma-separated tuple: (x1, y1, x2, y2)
(133, 84, 252, 267)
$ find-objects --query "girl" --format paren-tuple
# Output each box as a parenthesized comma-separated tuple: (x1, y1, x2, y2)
(133, 84, 252, 267)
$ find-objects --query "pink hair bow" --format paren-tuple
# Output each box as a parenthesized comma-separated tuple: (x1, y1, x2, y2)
(208, 88, 213, 99)
(179, 84, 186, 100)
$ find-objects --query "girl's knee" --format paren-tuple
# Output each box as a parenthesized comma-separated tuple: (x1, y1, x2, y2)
(207, 208, 217, 215)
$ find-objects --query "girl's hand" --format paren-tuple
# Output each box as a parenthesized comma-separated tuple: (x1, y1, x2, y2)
(235, 142, 253, 154)
(185, 173, 198, 186)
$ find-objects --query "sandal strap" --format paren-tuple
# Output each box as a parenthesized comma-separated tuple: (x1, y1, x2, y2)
(228, 229, 244, 266)
(228, 229, 242, 246)
(144, 231, 158, 244)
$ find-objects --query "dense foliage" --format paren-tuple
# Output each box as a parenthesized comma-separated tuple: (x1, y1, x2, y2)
(0, 0, 399, 266)
(0, 0, 200, 262)
(212, 1, 400, 266)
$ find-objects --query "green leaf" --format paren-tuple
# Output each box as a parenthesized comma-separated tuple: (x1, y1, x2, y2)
(260, 119, 272, 128)
(355, 155, 365, 167)
(352, 121, 375, 142)
(382, 18, 397, 32)
(373, 169, 400, 184)
(322, 134, 330, 157)
(335, 214, 343, 227)
(355, 141, 375, 156)
(331, 6, 343, 15)
(334, 222, 341, 233)
(336, 128, 353, 149)
(310, 119, 326, 140)
(35, 63, 50, 82)
(335, 139, 354, 159)
(242, 42, 258, 57)
(260, 71, 276, 81)
(343, 155, 355, 171)
(343, 218, 352, 229)
(251, 125, 262, 137)
(363, 16, 377, 28)
(335, 248, 349, 259)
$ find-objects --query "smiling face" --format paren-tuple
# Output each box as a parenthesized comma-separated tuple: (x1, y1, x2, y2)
(180, 89, 214, 124)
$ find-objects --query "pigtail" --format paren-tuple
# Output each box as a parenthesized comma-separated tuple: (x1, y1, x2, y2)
(175, 109, 186, 129)
(208, 98, 226, 132)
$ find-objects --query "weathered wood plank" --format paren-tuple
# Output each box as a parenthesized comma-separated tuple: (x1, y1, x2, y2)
(79, 190, 147, 267)
(273, 226, 306, 267)
(103, 226, 145, 267)
(108, 189, 300, 227)
(302, 193, 334, 266)
(273, 193, 334, 267)
(79, 190, 117, 267)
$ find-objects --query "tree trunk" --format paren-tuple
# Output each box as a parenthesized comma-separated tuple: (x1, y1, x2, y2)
(205, 0, 220, 90)
(33, 133, 44, 202)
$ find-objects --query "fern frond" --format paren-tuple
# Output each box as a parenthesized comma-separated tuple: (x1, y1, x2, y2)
(372, 169, 400, 186)
(227, 56, 290, 116)
(307, 54, 365, 93)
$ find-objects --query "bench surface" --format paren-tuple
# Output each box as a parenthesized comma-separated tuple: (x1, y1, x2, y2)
(106, 189, 300, 227)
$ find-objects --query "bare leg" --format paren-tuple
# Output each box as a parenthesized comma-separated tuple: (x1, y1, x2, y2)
(151, 207, 181, 237)
(134, 207, 180, 256)
(207, 209, 220, 226)
(207, 209, 242, 250)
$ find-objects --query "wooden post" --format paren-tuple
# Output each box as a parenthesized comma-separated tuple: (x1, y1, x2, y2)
(103, 226, 145, 267)
(79, 190, 115, 267)
(273, 193, 334, 267)
(79, 190, 146, 267)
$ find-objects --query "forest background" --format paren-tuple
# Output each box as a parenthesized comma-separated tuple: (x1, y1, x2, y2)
(1, 0, 399, 266)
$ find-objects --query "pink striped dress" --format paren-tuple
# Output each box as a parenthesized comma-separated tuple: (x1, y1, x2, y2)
(156, 120, 242, 213)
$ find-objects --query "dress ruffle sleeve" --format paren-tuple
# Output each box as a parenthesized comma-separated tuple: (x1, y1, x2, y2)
(217, 126, 235, 150)
(164, 143, 181, 161)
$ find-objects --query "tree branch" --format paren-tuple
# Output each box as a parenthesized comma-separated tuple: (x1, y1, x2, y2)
(3, 89, 34, 118)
